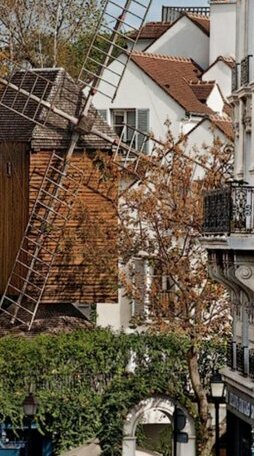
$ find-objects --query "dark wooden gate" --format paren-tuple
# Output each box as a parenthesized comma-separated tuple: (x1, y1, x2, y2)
(0, 143, 29, 295)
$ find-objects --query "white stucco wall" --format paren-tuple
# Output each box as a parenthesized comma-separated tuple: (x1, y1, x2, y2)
(182, 119, 232, 180)
(93, 58, 185, 144)
(209, 2, 236, 65)
(133, 39, 153, 52)
(145, 16, 209, 70)
(206, 85, 224, 114)
(202, 60, 233, 99)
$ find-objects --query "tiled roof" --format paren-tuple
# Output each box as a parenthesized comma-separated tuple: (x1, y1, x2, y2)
(189, 80, 215, 102)
(131, 52, 212, 115)
(130, 12, 210, 42)
(0, 68, 116, 150)
(0, 303, 92, 336)
(209, 114, 234, 141)
(129, 22, 172, 40)
(203, 56, 235, 75)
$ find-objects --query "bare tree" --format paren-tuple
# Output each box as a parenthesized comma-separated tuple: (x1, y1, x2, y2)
(0, 0, 100, 73)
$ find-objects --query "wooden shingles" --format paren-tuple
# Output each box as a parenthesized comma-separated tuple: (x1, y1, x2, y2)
(0, 68, 118, 310)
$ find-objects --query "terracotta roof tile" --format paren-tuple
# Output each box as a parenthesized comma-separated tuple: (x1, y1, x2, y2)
(209, 114, 234, 141)
(131, 52, 212, 115)
(0, 68, 116, 150)
(203, 56, 235, 75)
(130, 12, 210, 42)
(189, 80, 215, 102)
(129, 21, 172, 40)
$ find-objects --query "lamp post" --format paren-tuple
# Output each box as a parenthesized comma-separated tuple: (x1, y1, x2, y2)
(22, 392, 38, 456)
(210, 371, 226, 456)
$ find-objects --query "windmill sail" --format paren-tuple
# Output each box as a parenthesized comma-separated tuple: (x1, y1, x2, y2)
(0, 0, 153, 329)
(78, 0, 153, 101)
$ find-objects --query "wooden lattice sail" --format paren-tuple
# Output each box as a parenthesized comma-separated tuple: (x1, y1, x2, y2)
(0, 0, 153, 329)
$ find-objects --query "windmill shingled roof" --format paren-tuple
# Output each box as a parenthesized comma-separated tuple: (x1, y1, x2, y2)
(0, 68, 116, 150)
(131, 52, 213, 115)
(0, 302, 92, 336)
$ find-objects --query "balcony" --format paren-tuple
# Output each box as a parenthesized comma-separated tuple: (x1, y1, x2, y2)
(161, 6, 210, 22)
(241, 55, 253, 87)
(227, 341, 254, 378)
(203, 185, 254, 235)
(232, 63, 238, 92)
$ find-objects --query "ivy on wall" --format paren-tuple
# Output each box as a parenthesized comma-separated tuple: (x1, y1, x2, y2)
(0, 329, 226, 455)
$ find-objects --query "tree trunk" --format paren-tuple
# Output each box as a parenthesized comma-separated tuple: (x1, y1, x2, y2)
(187, 345, 214, 456)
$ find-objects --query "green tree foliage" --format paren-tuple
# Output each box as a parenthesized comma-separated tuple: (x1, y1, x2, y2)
(0, 329, 226, 455)
(0, 0, 103, 76)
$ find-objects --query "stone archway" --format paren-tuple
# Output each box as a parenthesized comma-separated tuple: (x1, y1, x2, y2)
(122, 396, 196, 456)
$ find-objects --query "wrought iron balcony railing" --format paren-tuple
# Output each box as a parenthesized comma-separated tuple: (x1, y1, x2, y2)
(227, 341, 251, 377)
(232, 63, 239, 92)
(241, 55, 253, 86)
(203, 185, 254, 235)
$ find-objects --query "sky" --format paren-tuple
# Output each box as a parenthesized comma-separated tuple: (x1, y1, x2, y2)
(147, 0, 210, 21)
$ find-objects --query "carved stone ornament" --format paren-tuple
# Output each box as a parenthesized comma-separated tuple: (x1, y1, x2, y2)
(237, 265, 253, 280)
(233, 121, 240, 138)
(243, 96, 252, 133)
(244, 116, 252, 133)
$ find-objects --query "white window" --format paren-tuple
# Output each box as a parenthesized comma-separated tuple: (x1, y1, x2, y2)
(111, 109, 149, 153)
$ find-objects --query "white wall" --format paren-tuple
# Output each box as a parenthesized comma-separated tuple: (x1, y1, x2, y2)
(209, 2, 236, 65)
(133, 39, 153, 52)
(206, 85, 224, 114)
(146, 16, 209, 70)
(93, 58, 185, 144)
(183, 119, 232, 180)
(202, 60, 233, 99)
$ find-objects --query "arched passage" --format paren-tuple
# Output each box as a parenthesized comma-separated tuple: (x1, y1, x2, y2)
(122, 396, 196, 456)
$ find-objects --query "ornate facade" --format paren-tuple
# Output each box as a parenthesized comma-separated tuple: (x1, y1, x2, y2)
(202, 1, 254, 454)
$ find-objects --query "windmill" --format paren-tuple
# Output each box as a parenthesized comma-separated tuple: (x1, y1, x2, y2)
(0, 0, 157, 330)
(0, 0, 209, 331)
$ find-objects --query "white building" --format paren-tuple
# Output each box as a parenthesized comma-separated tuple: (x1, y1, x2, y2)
(94, 3, 234, 332)
(202, 0, 254, 454)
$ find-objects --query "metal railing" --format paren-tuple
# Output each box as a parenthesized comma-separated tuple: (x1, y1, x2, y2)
(161, 6, 210, 22)
(226, 341, 254, 378)
(203, 185, 254, 235)
(241, 55, 253, 86)
(232, 63, 239, 92)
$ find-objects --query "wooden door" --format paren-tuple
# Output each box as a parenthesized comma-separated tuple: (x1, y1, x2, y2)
(0, 143, 29, 294)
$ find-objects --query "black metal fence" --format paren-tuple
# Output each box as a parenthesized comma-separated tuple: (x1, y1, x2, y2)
(241, 55, 253, 86)
(162, 6, 210, 22)
(203, 185, 254, 235)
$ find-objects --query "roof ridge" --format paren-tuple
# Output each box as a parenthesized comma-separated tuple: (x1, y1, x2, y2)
(132, 52, 193, 62)
(144, 21, 171, 25)
(209, 113, 232, 122)
(189, 80, 215, 85)
(186, 12, 210, 20)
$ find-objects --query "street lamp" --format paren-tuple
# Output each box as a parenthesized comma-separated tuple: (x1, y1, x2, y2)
(22, 393, 38, 417)
(22, 393, 38, 456)
(210, 371, 226, 456)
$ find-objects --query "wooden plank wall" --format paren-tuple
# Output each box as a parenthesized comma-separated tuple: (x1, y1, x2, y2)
(30, 150, 118, 305)
(0, 143, 29, 294)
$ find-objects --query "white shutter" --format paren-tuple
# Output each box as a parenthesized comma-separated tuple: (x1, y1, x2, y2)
(137, 109, 149, 153)
(126, 110, 136, 144)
